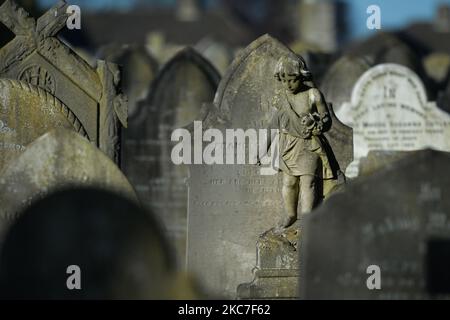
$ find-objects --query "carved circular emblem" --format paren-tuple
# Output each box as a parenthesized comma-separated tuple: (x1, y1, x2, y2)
(18, 65, 56, 94)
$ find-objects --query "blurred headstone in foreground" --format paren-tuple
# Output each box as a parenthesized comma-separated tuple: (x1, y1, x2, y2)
(0, 188, 197, 299)
(301, 149, 450, 299)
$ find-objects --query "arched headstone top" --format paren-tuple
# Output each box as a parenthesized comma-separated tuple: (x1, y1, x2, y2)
(319, 55, 371, 113)
(0, 79, 88, 136)
(207, 34, 353, 171)
(0, 128, 137, 225)
(337, 63, 450, 178)
(214, 34, 297, 116)
(130, 46, 220, 127)
(349, 63, 429, 108)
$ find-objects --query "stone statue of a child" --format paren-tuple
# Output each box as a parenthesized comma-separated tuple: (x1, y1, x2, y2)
(259, 55, 336, 229)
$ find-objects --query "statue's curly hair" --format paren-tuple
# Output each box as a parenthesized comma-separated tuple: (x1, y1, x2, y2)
(274, 55, 312, 82)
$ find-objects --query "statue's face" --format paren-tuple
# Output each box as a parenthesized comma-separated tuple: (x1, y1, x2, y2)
(280, 74, 301, 93)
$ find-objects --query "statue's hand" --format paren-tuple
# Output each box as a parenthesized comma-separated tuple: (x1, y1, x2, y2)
(310, 112, 329, 136)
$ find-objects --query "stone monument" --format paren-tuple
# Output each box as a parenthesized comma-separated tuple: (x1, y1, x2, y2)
(0, 0, 127, 163)
(186, 34, 353, 298)
(0, 129, 137, 238)
(301, 149, 450, 299)
(319, 55, 371, 113)
(122, 47, 220, 267)
(337, 63, 450, 178)
(0, 79, 87, 171)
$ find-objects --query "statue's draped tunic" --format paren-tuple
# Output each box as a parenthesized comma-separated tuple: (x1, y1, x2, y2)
(271, 89, 335, 179)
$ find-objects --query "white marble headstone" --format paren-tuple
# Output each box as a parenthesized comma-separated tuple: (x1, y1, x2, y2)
(337, 63, 450, 178)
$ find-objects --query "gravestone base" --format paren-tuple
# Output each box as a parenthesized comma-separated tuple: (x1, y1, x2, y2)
(237, 225, 300, 299)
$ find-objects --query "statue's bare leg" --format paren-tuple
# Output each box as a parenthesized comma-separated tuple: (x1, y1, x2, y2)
(299, 174, 316, 215)
(279, 173, 299, 228)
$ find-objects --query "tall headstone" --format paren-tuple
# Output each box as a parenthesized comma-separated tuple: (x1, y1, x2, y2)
(301, 150, 450, 299)
(320, 55, 371, 113)
(122, 47, 220, 267)
(0, 79, 87, 171)
(337, 63, 450, 178)
(0, 0, 127, 163)
(186, 34, 352, 298)
(0, 129, 137, 236)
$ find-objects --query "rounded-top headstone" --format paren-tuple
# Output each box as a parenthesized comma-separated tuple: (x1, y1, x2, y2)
(0, 79, 87, 171)
(151, 47, 220, 128)
(337, 63, 450, 178)
(320, 55, 371, 113)
(0, 128, 137, 231)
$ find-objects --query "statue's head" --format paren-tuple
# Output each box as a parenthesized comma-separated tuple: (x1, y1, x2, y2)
(274, 55, 312, 93)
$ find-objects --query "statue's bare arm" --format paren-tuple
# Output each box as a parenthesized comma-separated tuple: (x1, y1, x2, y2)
(310, 88, 331, 134)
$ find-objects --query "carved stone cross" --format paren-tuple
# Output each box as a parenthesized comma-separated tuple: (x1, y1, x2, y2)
(0, 0, 127, 164)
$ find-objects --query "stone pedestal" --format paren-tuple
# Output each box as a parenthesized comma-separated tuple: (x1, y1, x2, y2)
(237, 224, 300, 299)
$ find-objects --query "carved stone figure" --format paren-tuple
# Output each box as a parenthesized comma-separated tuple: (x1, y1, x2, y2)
(260, 55, 338, 229)
(187, 35, 352, 299)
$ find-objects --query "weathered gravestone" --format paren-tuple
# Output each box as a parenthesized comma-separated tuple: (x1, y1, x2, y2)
(0, 79, 87, 171)
(337, 63, 450, 178)
(0, 129, 137, 238)
(301, 149, 450, 299)
(186, 34, 353, 298)
(0, 0, 127, 163)
(319, 55, 371, 113)
(122, 47, 220, 267)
